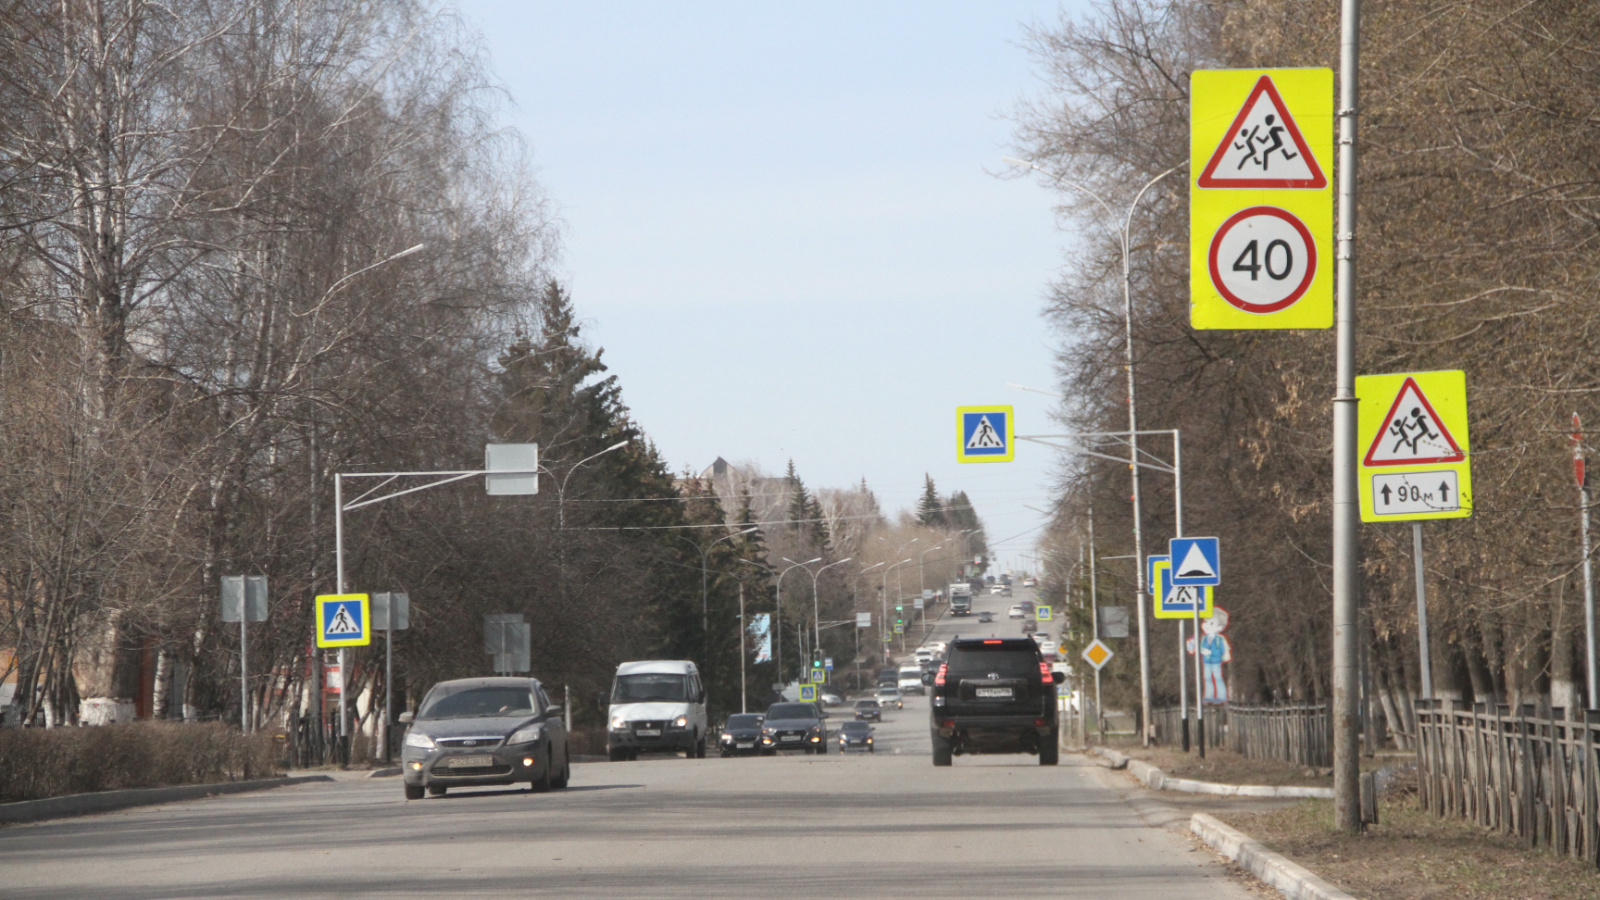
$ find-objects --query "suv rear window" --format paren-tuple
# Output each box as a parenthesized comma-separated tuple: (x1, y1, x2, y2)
(946, 640, 1041, 678)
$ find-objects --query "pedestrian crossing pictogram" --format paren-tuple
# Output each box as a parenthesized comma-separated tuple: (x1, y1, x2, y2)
(956, 406, 1014, 463)
(316, 594, 371, 647)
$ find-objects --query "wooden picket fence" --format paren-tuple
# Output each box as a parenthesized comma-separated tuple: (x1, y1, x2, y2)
(1149, 703, 1330, 768)
(1227, 702, 1331, 767)
(1414, 700, 1600, 866)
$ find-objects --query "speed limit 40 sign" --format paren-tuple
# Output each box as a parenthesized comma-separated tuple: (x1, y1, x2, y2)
(1191, 69, 1333, 329)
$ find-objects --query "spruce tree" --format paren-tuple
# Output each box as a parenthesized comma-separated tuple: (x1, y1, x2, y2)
(916, 474, 948, 528)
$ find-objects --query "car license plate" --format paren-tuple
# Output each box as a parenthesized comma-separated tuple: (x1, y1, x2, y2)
(780, 734, 800, 742)
(636, 728, 661, 737)
(736, 742, 754, 749)
(975, 687, 1014, 699)
(445, 755, 494, 768)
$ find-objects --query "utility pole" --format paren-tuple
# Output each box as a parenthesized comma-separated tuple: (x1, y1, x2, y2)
(1331, 0, 1365, 832)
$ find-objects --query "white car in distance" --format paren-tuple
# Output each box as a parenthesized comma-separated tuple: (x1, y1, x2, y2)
(1007, 605, 1025, 619)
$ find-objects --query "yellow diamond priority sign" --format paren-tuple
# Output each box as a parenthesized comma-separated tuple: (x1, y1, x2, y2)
(1082, 639, 1114, 671)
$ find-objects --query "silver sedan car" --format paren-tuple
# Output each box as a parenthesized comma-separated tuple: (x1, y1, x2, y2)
(399, 677, 571, 799)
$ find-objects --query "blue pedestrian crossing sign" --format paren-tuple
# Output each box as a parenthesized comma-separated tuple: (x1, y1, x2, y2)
(798, 684, 818, 702)
(1149, 556, 1214, 620)
(956, 406, 1014, 463)
(1168, 537, 1221, 586)
(316, 594, 371, 648)
(1036, 606, 1052, 622)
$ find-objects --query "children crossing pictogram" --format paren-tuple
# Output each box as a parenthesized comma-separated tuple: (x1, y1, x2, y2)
(1363, 377, 1464, 466)
(1198, 75, 1327, 190)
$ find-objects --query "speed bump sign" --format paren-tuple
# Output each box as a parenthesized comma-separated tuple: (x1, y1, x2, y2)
(1191, 69, 1334, 329)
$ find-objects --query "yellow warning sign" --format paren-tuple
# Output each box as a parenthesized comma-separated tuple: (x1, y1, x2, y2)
(1191, 69, 1334, 330)
(1357, 370, 1472, 522)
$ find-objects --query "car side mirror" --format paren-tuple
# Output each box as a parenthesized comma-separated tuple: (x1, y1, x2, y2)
(544, 705, 563, 719)
(397, 711, 414, 724)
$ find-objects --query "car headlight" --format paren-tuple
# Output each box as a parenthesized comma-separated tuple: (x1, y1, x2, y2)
(611, 716, 628, 730)
(762, 727, 776, 735)
(403, 731, 435, 750)
(508, 723, 545, 744)
(673, 715, 689, 728)
(720, 732, 733, 741)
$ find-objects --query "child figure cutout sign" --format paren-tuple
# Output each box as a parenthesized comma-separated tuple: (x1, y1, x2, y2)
(1185, 607, 1233, 704)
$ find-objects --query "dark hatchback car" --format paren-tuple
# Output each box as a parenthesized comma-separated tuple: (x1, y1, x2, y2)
(837, 720, 875, 753)
(929, 638, 1058, 767)
(399, 677, 570, 799)
(718, 713, 765, 757)
(760, 701, 829, 754)
(853, 699, 882, 721)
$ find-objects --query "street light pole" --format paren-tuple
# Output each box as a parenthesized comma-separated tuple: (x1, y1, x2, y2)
(1008, 159, 1181, 746)
(743, 558, 821, 686)
(678, 528, 758, 636)
(884, 558, 914, 658)
(787, 557, 853, 671)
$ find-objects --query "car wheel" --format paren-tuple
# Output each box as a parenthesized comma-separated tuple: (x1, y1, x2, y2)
(818, 741, 828, 755)
(404, 783, 424, 800)
(1040, 737, 1060, 766)
(427, 785, 447, 796)
(552, 754, 571, 789)
(694, 734, 707, 759)
(932, 737, 953, 767)
(530, 765, 552, 793)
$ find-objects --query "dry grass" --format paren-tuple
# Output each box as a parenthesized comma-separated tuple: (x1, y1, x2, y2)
(1108, 739, 1337, 787)
(1220, 796, 1600, 900)
(0, 721, 278, 803)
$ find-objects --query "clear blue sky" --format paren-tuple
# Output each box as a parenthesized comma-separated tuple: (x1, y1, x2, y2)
(450, 1, 1085, 570)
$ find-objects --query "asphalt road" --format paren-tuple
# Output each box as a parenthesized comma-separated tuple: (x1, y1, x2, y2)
(0, 587, 1258, 899)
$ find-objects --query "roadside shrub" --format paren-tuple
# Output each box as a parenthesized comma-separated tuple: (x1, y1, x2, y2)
(0, 722, 278, 803)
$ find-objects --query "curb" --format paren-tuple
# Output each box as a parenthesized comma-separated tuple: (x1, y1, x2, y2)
(1191, 813, 1355, 900)
(0, 774, 334, 826)
(1090, 747, 1333, 799)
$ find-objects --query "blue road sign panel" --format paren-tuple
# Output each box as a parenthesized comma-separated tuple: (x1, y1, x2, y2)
(1146, 554, 1170, 594)
(316, 594, 371, 648)
(956, 406, 1014, 463)
(1169, 537, 1220, 586)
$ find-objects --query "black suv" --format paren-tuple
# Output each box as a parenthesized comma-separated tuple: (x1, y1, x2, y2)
(929, 637, 1059, 766)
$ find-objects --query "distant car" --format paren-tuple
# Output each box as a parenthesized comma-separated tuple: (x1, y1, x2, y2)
(853, 699, 882, 721)
(977, 611, 995, 624)
(877, 668, 900, 687)
(1021, 620, 1037, 635)
(989, 584, 1005, 595)
(1030, 632, 1048, 644)
(1018, 600, 1035, 614)
(914, 647, 934, 665)
(897, 665, 925, 695)
(400, 677, 570, 800)
(1040, 641, 1059, 660)
(718, 713, 765, 757)
(1023, 578, 1037, 588)
(821, 692, 844, 707)
(1008, 605, 1025, 619)
(837, 720, 875, 753)
(760, 702, 828, 754)
(875, 687, 904, 710)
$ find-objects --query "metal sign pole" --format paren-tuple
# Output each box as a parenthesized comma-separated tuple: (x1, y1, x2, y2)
(1580, 418, 1598, 706)
(240, 605, 249, 734)
(739, 584, 748, 714)
(384, 599, 394, 763)
(334, 474, 348, 755)
(1089, 504, 1102, 740)
(1331, 0, 1365, 832)
(1413, 524, 1432, 700)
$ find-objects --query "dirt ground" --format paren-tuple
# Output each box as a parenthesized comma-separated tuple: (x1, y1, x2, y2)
(1219, 793, 1600, 900)
(1081, 743, 1600, 899)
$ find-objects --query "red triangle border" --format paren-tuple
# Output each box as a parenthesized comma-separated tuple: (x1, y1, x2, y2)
(1363, 376, 1465, 467)
(1197, 75, 1327, 190)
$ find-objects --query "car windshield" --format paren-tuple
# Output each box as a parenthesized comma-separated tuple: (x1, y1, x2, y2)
(841, 722, 870, 733)
(766, 703, 817, 720)
(612, 673, 690, 703)
(947, 643, 1041, 678)
(725, 714, 762, 728)
(418, 685, 538, 719)
(855, 700, 878, 708)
